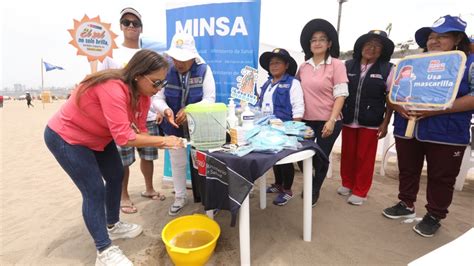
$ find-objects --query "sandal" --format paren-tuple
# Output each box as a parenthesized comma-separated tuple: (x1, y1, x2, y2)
(120, 199, 137, 214)
(141, 191, 166, 201)
(120, 204, 138, 214)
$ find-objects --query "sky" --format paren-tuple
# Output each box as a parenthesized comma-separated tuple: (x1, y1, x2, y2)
(1, 0, 473, 90)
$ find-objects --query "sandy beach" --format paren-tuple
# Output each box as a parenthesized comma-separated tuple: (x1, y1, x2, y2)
(1, 99, 473, 265)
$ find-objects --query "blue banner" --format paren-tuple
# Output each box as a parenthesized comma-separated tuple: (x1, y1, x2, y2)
(389, 51, 467, 108)
(166, 0, 261, 103)
(163, 0, 260, 182)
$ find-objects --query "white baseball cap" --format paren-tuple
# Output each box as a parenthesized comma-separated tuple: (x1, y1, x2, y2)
(120, 7, 142, 23)
(165, 32, 200, 61)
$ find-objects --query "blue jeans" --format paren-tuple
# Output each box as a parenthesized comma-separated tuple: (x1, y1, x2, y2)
(44, 126, 123, 251)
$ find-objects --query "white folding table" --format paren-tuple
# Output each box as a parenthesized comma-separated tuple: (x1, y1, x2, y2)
(207, 149, 315, 265)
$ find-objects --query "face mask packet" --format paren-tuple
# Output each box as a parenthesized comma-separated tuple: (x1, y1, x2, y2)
(269, 124, 286, 134)
(231, 144, 255, 157)
(244, 125, 262, 140)
(303, 126, 315, 138)
(282, 136, 302, 150)
(252, 146, 283, 153)
(249, 131, 287, 152)
(283, 121, 307, 135)
(254, 114, 275, 126)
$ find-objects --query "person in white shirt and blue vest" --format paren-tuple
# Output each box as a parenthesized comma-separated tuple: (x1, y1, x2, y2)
(154, 32, 216, 216)
(257, 48, 305, 206)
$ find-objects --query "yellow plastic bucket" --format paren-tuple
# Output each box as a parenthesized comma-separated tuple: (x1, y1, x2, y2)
(162, 214, 221, 266)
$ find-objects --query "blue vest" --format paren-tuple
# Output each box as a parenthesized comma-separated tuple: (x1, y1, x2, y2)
(257, 74, 294, 122)
(161, 62, 207, 137)
(393, 54, 474, 145)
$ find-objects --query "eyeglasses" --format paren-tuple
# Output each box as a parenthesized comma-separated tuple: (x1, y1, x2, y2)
(121, 19, 142, 28)
(363, 42, 383, 50)
(144, 76, 168, 88)
(310, 38, 328, 44)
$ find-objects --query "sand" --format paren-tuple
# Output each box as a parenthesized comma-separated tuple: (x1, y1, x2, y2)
(1, 100, 473, 265)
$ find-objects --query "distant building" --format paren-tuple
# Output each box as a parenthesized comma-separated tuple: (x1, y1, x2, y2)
(13, 83, 25, 92)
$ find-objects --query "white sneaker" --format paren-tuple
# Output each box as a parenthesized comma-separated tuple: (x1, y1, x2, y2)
(95, 245, 133, 266)
(336, 186, 351, 196)
(169, 197, 187, 216)
(347, 194, 367, 206)
(107, 221, 143, 240)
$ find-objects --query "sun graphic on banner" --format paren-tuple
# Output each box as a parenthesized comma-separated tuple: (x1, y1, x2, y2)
(68, 15, 118, 62)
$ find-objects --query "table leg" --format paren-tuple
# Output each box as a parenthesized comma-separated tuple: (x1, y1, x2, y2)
(303, 156, 313, 242)
(259, 173, 266, 209)
(239, 194, 251, 266)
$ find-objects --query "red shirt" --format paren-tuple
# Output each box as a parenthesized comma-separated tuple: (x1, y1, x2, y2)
(48, 79, 150, 151)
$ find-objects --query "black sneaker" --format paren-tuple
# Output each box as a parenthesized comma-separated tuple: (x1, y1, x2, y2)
(301, 190, 319, 207)
(413, 213, 441, 237)
(382, 201, 416, 219)
(312, 192, 319, 207)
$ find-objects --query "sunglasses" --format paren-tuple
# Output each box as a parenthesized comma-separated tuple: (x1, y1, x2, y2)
(121, 19, 142, 28)
(144, 76, 168, 88)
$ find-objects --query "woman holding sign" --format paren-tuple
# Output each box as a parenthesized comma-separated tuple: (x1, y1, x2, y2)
(382, 15, 473, 237)
(44, 50, 184, 265)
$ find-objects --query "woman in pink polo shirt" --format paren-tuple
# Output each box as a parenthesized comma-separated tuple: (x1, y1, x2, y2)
(44, 49, 183, 265)
(298, 19, 349, 206)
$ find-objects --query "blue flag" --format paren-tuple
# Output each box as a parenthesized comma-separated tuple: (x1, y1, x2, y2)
(43, 61, 64, 71)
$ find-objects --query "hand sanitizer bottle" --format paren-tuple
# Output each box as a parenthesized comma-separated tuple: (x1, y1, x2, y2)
(226, 98, 239, 129)
(241, 102, 255, 130)
(262, 103, 272, 117)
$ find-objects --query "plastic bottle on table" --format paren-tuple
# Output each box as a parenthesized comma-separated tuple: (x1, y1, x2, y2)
(241, 102, 255, 130)
(226, 98, 239, 129)
(262, 103, 272, 117)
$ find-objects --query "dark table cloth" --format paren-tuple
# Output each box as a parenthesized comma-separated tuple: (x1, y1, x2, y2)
(190, 140, 328, 226)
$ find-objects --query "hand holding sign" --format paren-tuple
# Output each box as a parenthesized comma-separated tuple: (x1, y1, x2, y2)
(388, 51, 467, 136)
(68, 15, 118, 63)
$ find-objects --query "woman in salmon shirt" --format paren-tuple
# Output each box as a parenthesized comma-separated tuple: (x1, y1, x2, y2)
(44, 49, 183, 266)
(298, 19, 349, 206)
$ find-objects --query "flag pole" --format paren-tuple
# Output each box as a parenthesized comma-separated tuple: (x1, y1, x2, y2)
(41, 58, 45, 109)
(41, 58, 44, 91)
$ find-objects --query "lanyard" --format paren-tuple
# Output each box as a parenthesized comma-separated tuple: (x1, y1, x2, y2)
(180, 72, 190, 108)
(179, 72, 191, 139)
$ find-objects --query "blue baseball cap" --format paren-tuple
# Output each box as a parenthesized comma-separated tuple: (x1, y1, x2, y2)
(415, 15, 468, 48)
